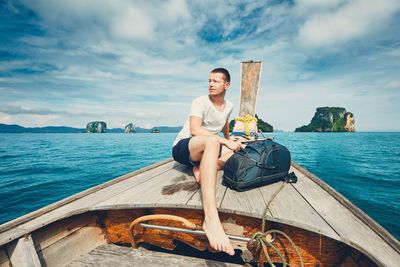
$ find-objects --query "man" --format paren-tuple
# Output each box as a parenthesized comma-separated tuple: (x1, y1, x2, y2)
(172, 68, 242, 255)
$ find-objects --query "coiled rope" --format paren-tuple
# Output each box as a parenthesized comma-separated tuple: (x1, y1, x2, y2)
(249, 182, 304, 267)
(128, 184, 303, 266)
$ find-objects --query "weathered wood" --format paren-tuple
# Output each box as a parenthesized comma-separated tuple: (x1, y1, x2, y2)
(292, 161, 400, 254)
(94, 165, 197, 209)
(31, 212, 94, 252)
(6, 234, 41, 267)
(220, 187, 271, 218)
(291, 165, 400, 267)
(99, 208, 376, 267)
(102, 208, 210, 251)
(0, 159, 173, 234)
(239, 61, 262, 117)
(0, 156, 398, 266)
(267, 182, 339, 240)
(66, 243, 242, 267)
(0, 247, 10, 267)
(37, 223, 105, 267)
(0, 228, 26, 250)
(0, 160, 176, 247)
(186, 170, 227, 209)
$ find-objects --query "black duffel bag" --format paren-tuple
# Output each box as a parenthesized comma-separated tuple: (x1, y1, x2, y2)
(223, 139, 297, 191)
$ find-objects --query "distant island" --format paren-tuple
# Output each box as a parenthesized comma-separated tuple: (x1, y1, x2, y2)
(124, 123, 136, 133)
(229, 114, 273, 132)
(86, 121, 107, 133)
(295, 107, 355, 132)
(0, 123, 182, 133)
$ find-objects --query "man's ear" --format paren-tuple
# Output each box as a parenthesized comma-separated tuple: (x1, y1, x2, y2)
(225, 81, 230, 89)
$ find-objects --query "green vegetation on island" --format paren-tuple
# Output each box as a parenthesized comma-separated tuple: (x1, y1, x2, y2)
(85, 121, 107, 133)
(229, 114, 273, 133)
(255, 114, 273, 132)
(124, 123, 136, 133)
(295, 107, 355, 132)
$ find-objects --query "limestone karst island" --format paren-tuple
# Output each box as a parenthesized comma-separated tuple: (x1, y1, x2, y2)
(85, 121, 107, 133)
(295, 107, 355, 132)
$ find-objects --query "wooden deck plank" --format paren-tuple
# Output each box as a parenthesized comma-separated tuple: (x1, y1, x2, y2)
(220, 186, 270, 218)
(186, 170, 227, 209)
(0, 248, 10, 267)
(31, 213, 94, 252)
(267, 182, 339, 240)
(37, 224, 105, 267)
(66, 244, 242, 267)
(6, 234, 41, 267)
(0, 161, 175, 247)
(0, 228, 26, 249)
(94, 165, 198, 209)
(0, 247, 10, 267)
(291, 166, 400, 267)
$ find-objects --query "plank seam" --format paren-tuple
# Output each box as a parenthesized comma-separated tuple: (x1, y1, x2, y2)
(291, 183, 341, 238)
(185, 189, 200, 205)
(218, 186, 229, 209)
(92, 164, 186, 208)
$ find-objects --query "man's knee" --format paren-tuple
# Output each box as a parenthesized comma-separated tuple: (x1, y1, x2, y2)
(205, 135, 219, 150)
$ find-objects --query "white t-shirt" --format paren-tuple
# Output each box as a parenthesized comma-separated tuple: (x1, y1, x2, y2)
(173, 95, 233, 146)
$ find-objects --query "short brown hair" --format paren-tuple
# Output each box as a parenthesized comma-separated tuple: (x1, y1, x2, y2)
(211, 68, 230, 83)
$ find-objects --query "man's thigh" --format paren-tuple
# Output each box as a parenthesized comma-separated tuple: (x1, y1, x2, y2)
(189, 135, 225, 162)
(188, 136, 213, 162)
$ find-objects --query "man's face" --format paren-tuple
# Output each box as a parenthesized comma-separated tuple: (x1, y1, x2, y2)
(208, 72, 230, 96)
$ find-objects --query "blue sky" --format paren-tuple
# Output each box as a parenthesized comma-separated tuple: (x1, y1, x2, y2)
(0, 0, 399, 131)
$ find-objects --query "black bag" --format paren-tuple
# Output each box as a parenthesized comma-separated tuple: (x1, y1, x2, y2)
(223, 139, 297, 191)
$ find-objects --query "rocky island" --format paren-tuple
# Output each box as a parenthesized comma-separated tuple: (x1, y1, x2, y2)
(124, 123, 136, 133)
(85, 121, 107, 133)
(295, 107, 355, 132)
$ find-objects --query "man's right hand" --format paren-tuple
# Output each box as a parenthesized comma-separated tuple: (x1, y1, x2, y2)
(224, 139, 243, 152)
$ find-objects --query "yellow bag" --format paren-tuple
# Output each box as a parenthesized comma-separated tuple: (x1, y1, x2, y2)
(232, 115, 258, 136)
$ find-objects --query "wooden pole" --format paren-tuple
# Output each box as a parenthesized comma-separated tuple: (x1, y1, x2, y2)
(239, 61, 263, 117)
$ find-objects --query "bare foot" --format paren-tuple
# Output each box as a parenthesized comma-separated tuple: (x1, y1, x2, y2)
(202, 216, 235, 255)
(193, 165, 201, 183)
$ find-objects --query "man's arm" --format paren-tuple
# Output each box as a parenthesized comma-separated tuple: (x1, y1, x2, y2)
(222, 120, 230, 140)
(190, 116, 241, 151)
(190, 116, 219, 137)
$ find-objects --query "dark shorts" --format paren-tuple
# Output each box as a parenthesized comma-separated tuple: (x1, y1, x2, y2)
(172, 137, 222, 167)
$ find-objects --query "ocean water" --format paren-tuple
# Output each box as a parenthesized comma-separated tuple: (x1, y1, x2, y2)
(0, 132, 399, 240)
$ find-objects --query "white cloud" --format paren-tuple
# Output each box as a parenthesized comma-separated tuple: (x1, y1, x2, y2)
(295, 0, 345, 14)
(111, 7, 155, 41)
(297, 0, 400, 48)
(387, 80, 400, 89)
(1, 1, 399, 131)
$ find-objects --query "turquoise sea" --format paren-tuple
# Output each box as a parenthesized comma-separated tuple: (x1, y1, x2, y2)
(0, 132, 399, 240)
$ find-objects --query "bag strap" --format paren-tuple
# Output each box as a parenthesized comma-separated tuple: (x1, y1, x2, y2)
(284, 172, 298, 183)
(244, 144, 262, 155)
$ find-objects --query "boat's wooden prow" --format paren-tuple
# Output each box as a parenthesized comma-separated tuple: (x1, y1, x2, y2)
(0, 159, 399, 266)
(67, 244, 242, 267)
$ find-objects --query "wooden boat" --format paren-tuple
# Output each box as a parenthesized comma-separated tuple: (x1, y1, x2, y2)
(1, 62, 399, 266)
